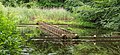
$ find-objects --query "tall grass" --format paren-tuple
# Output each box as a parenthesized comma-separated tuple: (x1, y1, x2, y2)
(3, 7, 73, 24)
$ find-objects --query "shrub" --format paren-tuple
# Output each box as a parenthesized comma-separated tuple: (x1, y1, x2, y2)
(0, 3, 23, 55)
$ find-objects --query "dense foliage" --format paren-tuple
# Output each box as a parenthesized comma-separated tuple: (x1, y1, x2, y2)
(0, 0, 65, 7)
(65, 0, 120, 31)
(0, 3, 23, 55)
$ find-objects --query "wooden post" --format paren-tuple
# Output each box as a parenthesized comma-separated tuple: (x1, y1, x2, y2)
(94, 35, 96, 45)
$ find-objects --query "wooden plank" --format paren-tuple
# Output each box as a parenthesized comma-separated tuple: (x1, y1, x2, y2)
(17, 25, 39, 27)
(30, 39, 120, 42)
(32, 36, 120, 39)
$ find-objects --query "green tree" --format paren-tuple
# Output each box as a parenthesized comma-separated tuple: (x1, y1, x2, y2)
(65, 0, 120, 31)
